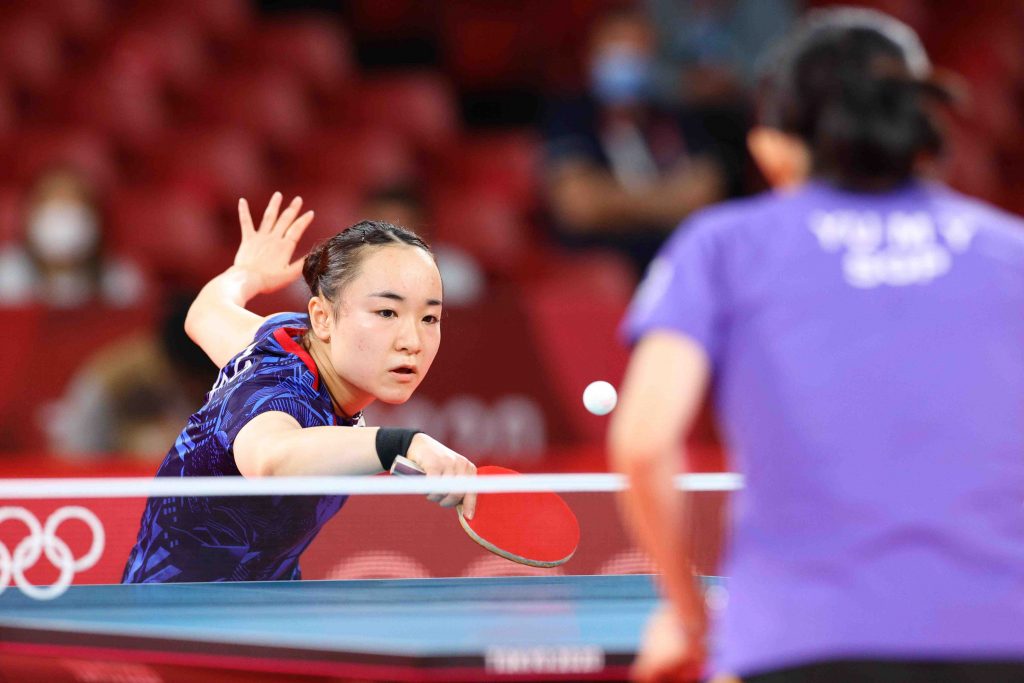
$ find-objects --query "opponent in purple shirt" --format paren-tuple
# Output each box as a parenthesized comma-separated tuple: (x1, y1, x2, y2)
(124, 193, 477, 583)
(611, 8, 1024, 683)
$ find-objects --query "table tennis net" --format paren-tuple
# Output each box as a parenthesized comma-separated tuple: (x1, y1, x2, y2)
(0, 472, 736, 598)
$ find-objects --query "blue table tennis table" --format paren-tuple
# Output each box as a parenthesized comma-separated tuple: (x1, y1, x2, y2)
(0, 574, 709, 682)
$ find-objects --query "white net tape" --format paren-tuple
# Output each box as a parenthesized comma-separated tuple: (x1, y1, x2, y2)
(0, 473, 741, 600)
(0, 473, 743, 499)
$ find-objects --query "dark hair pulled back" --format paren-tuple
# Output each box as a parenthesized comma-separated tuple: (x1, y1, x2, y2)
(759, 8, 949, 190)
(302, 220, 432, 304)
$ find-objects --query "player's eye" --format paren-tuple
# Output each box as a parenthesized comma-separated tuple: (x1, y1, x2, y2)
(422, 315, 439, 325)
(376, 309, 397, 319)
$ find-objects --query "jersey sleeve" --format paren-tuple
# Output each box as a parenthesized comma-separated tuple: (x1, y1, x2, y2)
(218, 372, 325, 447)
(622, 216, 726, 358)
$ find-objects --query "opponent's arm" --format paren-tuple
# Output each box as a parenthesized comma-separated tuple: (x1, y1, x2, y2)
(608, 331, 711, 681)
(184, 192, 314, 368)
(234, 411, 478, 516)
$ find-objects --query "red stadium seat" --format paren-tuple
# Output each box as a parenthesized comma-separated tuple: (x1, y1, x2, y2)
(0, 185, 23, 244)
(26, 0, 111, 46)
(939, 124, 1002, 205)
(197, 69, 315, 148)
(0, 305, 156, 451)
(520, 0, 625, 91)
(0, 13, 64, 94)
(109, 17, 208, 93)
(0, 79, 16, 139)
(130, 0, 253, 44)
(62, 61, 168, 150)
(0, 305, 43, 450)
(517, 252, 634, 445)
(439, 0, 614, 90)
(146, 128, 268, 205)
(1, 128, 118, 190)
(349, 0, 435, 39)
(931, 12, 1022, 147)
(431, 190, 529, 276)
(439, 2, 532, 89)
(533, 251, 637, 305)
(290, 127, 418, 194)
(110, 187, 228, 286)
(250, 18, 354, 97)
(351, 72, 459, 154)
(288, 185, 361, 247)
(162, 0, 254, 44)
(440, 132, 541, 211)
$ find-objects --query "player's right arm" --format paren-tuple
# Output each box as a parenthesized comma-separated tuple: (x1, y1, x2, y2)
(185, 192, 314, 368)
(234, 412, 477, 516)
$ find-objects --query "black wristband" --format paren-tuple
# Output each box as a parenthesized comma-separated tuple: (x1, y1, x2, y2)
(375, 428, 422, 471)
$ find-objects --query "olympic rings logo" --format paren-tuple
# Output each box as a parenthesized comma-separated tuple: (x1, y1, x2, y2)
(0, 506, 105, 600)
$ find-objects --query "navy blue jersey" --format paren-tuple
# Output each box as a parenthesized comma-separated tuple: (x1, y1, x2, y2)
(123, 313, 362, 583)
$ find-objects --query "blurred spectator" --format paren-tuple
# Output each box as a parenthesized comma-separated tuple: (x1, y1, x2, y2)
(0, 167, 146, 308)
(44, 293, 216, 458)
(648, 0, 798, 99)
(362, 184, 485, 307)
(541, 6, 730, 275)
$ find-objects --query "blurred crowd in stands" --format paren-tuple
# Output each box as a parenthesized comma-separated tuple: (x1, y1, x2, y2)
(0, 0, 1021, 465)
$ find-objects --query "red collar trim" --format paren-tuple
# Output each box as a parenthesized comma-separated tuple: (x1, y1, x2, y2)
(273, 327, 320, 391)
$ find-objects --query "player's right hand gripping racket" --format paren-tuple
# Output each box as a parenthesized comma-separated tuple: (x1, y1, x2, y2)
(390, 456, 580, 568)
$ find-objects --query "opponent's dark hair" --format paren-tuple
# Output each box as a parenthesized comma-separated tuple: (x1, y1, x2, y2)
(302, 220, 433, 304)
(758, 8, 950, 190)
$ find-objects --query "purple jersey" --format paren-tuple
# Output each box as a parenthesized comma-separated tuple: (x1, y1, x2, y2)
(123, 313, 361, 583)
(625, 181, 1024, 675)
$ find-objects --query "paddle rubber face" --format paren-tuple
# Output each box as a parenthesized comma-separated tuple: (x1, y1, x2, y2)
(456, 466, 580, 568)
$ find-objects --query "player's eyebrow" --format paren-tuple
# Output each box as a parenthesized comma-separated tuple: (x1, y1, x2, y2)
(368, 291, 442, 307)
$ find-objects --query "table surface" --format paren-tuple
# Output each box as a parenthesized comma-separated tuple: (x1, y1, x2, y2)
(0, 574, 696, 681)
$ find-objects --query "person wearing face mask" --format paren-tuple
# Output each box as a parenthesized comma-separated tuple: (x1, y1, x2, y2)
(123, 192, 477, 583)
(0, 167, 145, 308)
(542, 6, 733, 277)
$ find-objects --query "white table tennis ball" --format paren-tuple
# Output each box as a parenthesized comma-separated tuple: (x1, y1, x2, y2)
(583, 380, 617, 416)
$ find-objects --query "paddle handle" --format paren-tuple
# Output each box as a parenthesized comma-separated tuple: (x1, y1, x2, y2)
(390, 455, 426, 476)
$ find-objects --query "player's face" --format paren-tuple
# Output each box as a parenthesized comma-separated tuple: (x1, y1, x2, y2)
(330, 244, 443, 405)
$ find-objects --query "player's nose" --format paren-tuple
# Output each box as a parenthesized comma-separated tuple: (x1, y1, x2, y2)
(395, 318, 422, 354)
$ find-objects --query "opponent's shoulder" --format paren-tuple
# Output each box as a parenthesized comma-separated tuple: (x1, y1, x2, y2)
(925, 183, 1024, 244)
(663, 191, 781, 255)
(691, 190, 781, 228)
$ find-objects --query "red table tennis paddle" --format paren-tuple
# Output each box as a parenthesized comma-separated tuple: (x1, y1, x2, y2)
(390, 456, 580, 568)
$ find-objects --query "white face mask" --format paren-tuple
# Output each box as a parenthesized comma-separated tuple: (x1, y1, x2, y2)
(27, 201, 100, 264)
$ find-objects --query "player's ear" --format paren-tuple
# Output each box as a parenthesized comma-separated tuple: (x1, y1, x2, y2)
(307, 296, 333, 342)
(748, 126, 810, 190)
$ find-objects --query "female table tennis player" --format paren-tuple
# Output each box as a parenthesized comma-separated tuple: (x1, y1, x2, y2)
(123, 193, 475, 583)
(611, 8, 1024, 683)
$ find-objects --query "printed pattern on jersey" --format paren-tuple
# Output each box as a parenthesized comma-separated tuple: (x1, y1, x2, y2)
(123, 313, 361, 583)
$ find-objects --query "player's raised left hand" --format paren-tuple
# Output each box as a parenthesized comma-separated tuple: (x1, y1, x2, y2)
(632, 603, 706, 683)
(235, 192, 315, 295)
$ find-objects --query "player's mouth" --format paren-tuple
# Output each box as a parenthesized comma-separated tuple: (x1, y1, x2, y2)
(389, 365, 417, 381)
